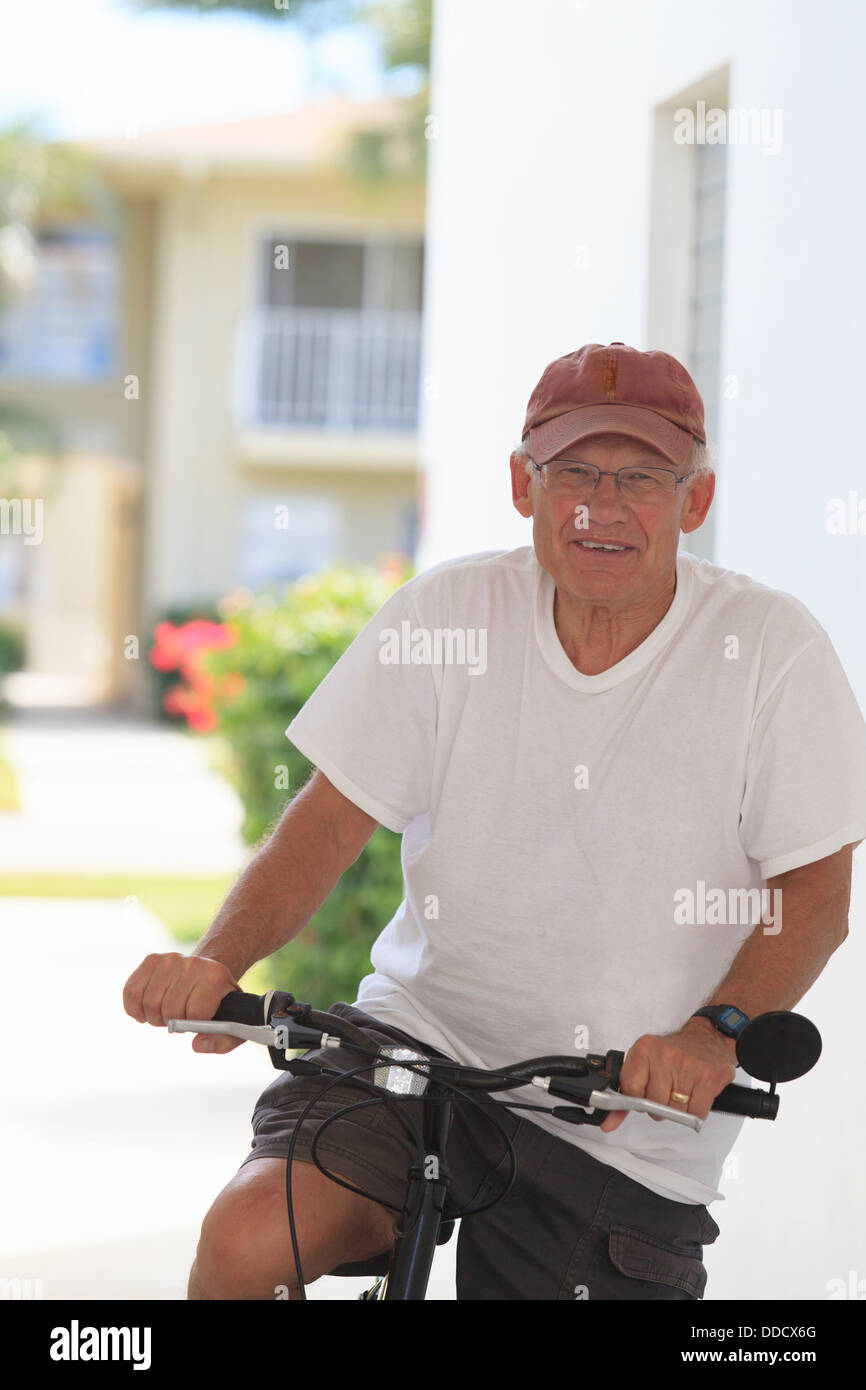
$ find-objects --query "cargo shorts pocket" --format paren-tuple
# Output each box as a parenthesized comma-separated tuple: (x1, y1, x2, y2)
(608, 1223, 708, 1299)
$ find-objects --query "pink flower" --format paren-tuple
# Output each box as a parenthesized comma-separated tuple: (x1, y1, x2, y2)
(154, 617, 240, 730)
(187, 706, 217, 732)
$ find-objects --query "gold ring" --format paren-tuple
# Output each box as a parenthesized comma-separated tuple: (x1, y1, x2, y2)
(669, 1091, 691, 1105)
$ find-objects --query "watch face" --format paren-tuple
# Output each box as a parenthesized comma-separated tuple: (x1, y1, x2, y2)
(719, 1007, 748, 1033)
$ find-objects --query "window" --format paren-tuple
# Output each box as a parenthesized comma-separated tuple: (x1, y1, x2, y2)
(649, 71, 729, 562)
(0, 224, 118, 381)
(237, 492, 340, 588)
(257, 234, 423, 313)
(688, 139, 726, 477)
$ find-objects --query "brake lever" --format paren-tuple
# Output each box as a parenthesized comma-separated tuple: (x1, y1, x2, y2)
(167, 1016, 341, 1062)
(167, 1019, 281, 1046)
(531, 1051, 704, 1131)
(579, 1089, 703, 1130)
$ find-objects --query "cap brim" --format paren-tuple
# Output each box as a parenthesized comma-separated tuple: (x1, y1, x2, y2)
(528, 403, 693, 469)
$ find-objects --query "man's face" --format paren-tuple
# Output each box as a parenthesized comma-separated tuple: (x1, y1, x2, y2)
(510, 432, 714, 607)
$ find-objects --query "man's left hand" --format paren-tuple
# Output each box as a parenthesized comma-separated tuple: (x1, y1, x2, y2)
(599, 1019, 738, 1133)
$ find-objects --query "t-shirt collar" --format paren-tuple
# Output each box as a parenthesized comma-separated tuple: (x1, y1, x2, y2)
(533, 547, 694, 692)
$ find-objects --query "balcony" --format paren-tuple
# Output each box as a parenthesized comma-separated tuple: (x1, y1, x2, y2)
(233, 306, 422, 435)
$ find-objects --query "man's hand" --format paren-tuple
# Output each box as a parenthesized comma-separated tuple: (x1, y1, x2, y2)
(122, 952, 244, 1054)
(599, 1019, 738, 1133)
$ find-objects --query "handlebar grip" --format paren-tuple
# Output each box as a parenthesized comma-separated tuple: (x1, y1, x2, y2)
(604, 1053, 779, 1120)
(712, 1081, 779, 1120)
(212, 991, 268, 1026)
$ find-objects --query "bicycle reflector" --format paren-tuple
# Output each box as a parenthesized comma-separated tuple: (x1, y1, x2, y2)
(373, 1047, 430, 1096)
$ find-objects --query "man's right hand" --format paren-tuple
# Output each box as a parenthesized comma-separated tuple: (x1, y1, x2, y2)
(122, 952, 245, 1053)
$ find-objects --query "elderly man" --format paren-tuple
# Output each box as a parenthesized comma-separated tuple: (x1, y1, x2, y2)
(124, 342, 866, 1301)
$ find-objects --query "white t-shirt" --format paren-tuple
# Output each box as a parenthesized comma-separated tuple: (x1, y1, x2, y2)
(285, 545, 866, 1205)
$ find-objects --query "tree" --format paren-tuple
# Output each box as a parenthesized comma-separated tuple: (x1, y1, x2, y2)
(130, 0, 430, 72)
(129, 0, 432, 178)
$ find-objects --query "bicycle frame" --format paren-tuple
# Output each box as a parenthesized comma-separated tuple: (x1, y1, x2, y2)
(358, 1080, 455, 1300)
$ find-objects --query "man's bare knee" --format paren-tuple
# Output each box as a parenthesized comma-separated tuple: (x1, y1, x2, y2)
(187, 1257, 210, 1301)
(191, 1158, 395, 1300)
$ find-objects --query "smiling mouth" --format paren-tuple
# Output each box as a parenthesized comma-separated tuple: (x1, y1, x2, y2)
(572, 540, 636, 554)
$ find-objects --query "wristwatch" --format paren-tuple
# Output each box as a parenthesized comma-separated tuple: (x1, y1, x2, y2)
(691, 1005, 750, 1038)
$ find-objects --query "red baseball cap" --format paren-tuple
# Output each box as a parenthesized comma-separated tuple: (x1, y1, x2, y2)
(522, 342, 706, 469)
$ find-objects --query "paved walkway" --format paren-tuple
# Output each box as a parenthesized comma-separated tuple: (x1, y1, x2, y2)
(0, 709, 248, 874)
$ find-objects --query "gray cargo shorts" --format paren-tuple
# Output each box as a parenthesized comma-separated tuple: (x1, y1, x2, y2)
(239, 1001, 722, 1300)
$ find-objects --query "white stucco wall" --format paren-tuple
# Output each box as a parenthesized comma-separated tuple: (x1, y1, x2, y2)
(420, 0, 866, 1302)
(420, 0, 865, 676)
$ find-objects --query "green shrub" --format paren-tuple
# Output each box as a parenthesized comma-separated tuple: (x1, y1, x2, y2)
(0, 621, 24, 677)
(205, 560, 413, 1005)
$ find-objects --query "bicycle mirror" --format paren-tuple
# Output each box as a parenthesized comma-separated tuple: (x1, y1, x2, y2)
(735, 1011, 822, 1084)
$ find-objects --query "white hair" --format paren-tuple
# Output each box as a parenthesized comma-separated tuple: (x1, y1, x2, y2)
(516, 433, 714, 480)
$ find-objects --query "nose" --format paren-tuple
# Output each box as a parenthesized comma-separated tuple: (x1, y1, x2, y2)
(588, 470, 629, 518)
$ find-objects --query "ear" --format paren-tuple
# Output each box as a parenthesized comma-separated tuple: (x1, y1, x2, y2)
(510, 451, 534, 519)
(679, 472, 715, 535)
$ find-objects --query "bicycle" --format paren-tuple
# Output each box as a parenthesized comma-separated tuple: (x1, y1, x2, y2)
(168, 992, 822, 1300)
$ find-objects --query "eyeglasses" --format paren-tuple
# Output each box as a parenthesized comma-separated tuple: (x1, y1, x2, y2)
(532, 456, 696, 503)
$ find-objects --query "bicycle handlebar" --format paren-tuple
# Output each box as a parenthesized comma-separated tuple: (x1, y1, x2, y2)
(166, 989, 786, 1128)
(210, 991, 269, 1025)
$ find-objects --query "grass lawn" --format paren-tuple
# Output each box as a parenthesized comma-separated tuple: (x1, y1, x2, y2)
(0, 872, 236, 941)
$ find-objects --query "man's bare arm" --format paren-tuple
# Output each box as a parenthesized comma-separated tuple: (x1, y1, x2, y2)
(601, 842, 855, 1130)
(680, 841, 854, 1064)
(192, 768, 380, 979)
(122, 770, 380, 1043)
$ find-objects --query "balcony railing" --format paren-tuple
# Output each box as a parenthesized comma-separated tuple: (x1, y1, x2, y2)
(234, 307, 422, 432)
